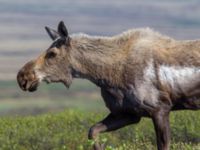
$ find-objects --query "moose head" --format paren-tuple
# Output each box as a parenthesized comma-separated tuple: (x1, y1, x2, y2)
(17, 21, 73, 92)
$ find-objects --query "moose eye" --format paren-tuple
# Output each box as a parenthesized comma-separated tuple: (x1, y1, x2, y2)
(46, 51, 57, 59)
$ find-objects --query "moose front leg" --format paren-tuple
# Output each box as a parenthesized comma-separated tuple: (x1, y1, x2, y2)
(152, 109, 170, 150)
(88, 113, 141, 150)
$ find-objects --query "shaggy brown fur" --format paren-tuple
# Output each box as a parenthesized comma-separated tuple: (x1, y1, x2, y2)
(17, 21, 200, 150)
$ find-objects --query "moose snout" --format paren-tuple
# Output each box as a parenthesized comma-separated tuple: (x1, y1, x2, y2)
(17, 61, 39, 92)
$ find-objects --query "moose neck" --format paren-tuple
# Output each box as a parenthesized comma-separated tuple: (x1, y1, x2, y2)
(70, 34, 128, 88)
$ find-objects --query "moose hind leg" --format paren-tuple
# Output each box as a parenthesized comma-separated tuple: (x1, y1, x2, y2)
(152, 110, 170, 150)
(88, 113, 141, 150)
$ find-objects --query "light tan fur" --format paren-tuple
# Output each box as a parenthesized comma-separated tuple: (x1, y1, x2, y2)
(69, 28, 200, 86)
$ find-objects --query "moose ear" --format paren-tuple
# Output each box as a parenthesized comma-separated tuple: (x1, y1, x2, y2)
(45, 26, 60, 41)
(57, 21, 68, 37)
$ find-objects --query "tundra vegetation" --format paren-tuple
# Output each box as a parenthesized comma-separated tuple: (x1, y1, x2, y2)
(0, 110, 199, 150)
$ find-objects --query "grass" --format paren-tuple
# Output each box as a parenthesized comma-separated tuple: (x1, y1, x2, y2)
(0, 110, 199, 150)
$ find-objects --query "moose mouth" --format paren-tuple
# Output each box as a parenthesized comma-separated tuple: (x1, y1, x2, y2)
(21, 81, 39, 92)
(27, 80, 39, 92)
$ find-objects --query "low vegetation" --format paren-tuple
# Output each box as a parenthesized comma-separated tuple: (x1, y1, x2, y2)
(0, 109, 199, 150)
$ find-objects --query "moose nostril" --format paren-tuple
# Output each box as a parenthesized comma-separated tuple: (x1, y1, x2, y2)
(22, 79, 28, 90)
(18, 76, 27, 90)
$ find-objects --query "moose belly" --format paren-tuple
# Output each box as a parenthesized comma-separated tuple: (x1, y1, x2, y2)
(101, 88, 145, 115)
(173, 95, 200, 110)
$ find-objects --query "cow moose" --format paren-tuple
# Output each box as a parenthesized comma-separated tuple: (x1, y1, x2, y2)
(17, 21, 200, 150)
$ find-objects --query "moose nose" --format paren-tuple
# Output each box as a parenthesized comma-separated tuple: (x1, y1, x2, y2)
(17, 70, 27, 91)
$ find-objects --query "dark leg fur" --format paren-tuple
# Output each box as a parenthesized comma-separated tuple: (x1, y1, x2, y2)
(152, 109, 170, 150)
(88, 113, 141, 150)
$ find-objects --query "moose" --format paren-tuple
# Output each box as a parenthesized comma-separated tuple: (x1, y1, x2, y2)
(17, 21, 200, 150)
